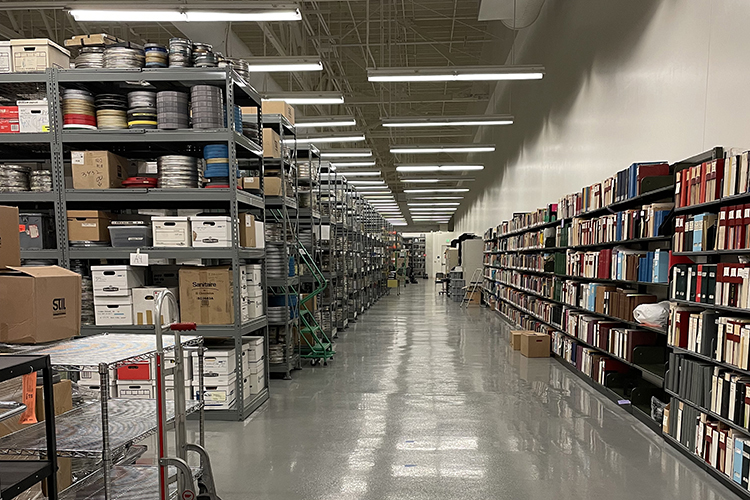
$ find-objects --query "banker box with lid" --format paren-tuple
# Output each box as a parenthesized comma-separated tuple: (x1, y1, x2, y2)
(190, 216, 232, 248)
(91, 265, 145, 296)
(0, 41, 11, 72)
(67, 210, 111, 242)
(17, 100, 49, 133)
(132, 287, 178, 325)
(203, 375, 236, 410)
(11, 39, 70, 71)
(153, 216, 191, 247)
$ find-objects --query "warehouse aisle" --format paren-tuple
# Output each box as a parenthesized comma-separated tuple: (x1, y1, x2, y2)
(204, 282, 734, 500)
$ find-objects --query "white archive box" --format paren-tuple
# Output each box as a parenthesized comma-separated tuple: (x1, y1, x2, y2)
(94, 304, 134, 326)
(93, 293, 132, 306)
(241, 303, 250, 323)
(244, 264, 263, 284)
(203, 375, 236, 410)
(91, 265, 145, 296)
(18, 100, 49, 133)
(166, 385, 195, 401)
(255, 221, 265, 249)
(246, 283, 263, 298)
(242, 336, 265, 367)
(132, 287, 179, 325)
(0, 41, 11, 72)
(243, 369, 265, 397)
(11, 39, 70, 72)
(190, 216, 232, 247)
(194, 349, 236, 375)
(116, 381, 156, 400)
(78, 368, 115, 385)
(79, 382, 117, 397)
(165, 351, 192, 381)
(152, 216, 191, 247)
(247, 299, 263, 319)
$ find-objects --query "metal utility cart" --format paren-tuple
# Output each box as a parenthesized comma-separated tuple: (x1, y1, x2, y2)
(0, 323, 209, 500)
(0, 355, 58, 500)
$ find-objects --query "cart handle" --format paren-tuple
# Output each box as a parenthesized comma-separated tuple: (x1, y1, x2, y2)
(170, 322, 197, 332)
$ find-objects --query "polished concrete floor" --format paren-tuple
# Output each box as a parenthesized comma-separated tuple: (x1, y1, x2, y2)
(205, 282, 736, 500)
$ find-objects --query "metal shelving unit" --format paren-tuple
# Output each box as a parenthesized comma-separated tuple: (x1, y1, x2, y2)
(263, 114, 300, 379)
(319, 164, 340, 340)
(0, 68, 269, 421)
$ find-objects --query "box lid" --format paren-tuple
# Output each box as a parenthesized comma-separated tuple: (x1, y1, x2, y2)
(17, 99, 48, 107)
(11, 38, 71, 56)
(152, 216, 189, 222)
(190, 216, 231, 222)
(243, 336, 264, 346)
(91, 265, 135, 272)
(67, 210, 110, 219)
(3, 265, 79, 278)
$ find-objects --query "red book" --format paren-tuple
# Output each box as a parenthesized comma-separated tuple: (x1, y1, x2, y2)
(700, 161, 708, 205)
(598, 249, 612, 279)
(675, 169, 684, 208)
(671, 310, 692, 348)
(743, 204, 750, 249)
(696, 264, 704, 303)
(637, 163, 670, 195)
(736, 206, 745, 250)
(624, 330, 658, 362)
(714, 158, 726, 201)
(728, 207, 737, 250)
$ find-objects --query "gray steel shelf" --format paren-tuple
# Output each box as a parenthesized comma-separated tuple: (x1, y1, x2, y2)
(0, 192, 57, 203)
(80, 317, 267, 337)
(265, 196, 298, 210)
(0, 132, 52, 144)
(0, 399, 201, 458)
(20, 249, 60, 260)
(262, 114, 295, 136)
(267, 276, 299, 287)
(298, 208, 321, 219)
(68, 247, 265, 260)
(65, 189, 264, 209)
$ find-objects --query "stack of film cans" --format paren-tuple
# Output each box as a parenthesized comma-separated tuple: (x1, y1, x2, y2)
(191, 85, 223, 129)
(192, 43, 218, 67)
(242, 114, 260, 143)
(157, 91, 189, 130)
(62, 88, 96, 129)
(157, 155, 200, 189)
(95, 94, 128, 129)
(103, 46, 145, 69)
(203, 144, 230, 189)
(0, 164, 30, 192)
(231, 105, 243, 133)
(29, 169, 53, 192)
(74, 46, 105, 68)
(169, 38, 192, 67)
(220, 57, 249, 81)
(127, 91, 157, 129)
(144, 43, 168, 68)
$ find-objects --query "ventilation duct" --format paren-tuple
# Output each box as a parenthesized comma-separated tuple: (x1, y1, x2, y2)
(479, 0, 546, 29)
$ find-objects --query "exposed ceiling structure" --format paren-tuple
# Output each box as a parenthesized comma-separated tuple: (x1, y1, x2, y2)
(0, 0, 524, 229)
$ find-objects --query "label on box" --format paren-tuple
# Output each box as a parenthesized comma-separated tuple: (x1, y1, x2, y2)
(209, 392, 227, 402)
(71, 152, 84, 165)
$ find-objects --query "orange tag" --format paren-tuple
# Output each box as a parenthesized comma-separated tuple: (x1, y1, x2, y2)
(19, 372, 37, 425)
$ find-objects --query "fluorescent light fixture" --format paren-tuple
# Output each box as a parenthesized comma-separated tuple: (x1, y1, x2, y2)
(353, 186, 390, 190)
(390, 222, 408, 226)
(363, 195, 395, 200)
(358, 190, 392, 194)
(408, 203, 460, 206)
(264, 92, 344, 105)
(401, 178, 474, 184)
(391, 144, 495, 154)
(70, 7, 302, 22)
(340, 171, 381, 177)
(396, 164, 484, 172)
(411, 196, 464, 200)
(404, 188, 470, 193)
(331, 161, 376, 168)
(401, 179, 439, 183)
(348, 180, 385, 185)
(287, 134, 365, 145)
(246, 57, 322, 73)
(382, 115, 513, 127)
(368, 65, 545, 82)
(296, 116, 357, 129)
(320, 149, 372, 158)
(410, 208, 458, 212)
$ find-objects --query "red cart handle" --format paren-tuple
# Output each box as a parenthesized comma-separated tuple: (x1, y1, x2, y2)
(170, 322, 198, 332)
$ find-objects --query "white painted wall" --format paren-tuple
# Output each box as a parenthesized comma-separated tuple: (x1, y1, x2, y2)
(454, 0, 750, 234)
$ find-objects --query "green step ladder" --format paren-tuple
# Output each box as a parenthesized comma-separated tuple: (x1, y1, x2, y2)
(269, 209, 335, 366)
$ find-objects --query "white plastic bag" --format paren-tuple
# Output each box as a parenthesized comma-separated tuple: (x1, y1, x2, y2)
(633, 301, 670, 328)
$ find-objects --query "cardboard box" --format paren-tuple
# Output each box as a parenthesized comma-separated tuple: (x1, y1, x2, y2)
(301, 293, 317, 313)
(179, 266, 234, 324)
(71, 150, 128, 189)
(17, 99, 49, 133)
(239, 213, 256, 248)
(0, 41, 11, 72)
(0, 206, 20, 269)
(511, 330, 531, 351)
(132, 287, 178, 325)
(0, 118, 19, 133)
(242, 177, 260, 191)
(152, 216, 191, 247)
(242, 101, 295, 124)
(263, 129, 281, 158)
(91, 265, 145, 296)
(0, 106, 18, 119)
(264, 177, 283, 196)
(520, 332, 551, 358)
(191, 216, 231, 248)
(0, 266, 81, 343)
(67, 210, 111, 242)
(152, 266, 180, 287)
(11, 39, 70, 71)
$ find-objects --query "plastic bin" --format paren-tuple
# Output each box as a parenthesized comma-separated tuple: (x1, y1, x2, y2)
(108, 224, 152, 248)
(19, 212, 55, 249)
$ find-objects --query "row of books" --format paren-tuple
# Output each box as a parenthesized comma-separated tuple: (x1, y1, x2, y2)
(496, 285, 563, 327)
(676, 158, 725, 208)
(671, 263, 750, 309)
(552, 332, 630, 385)
(496, 305, 554, 336)
(491, 253, 545, 271)
(674, 213, 717, 253)
(566, 203, 673, 247)
(664, 398, 749, 486)
(562, 281, 658, 323)
(496, 270, 556, 298)
(716, 205, 750, 251)
(668, 305, 750, 371)
(495, 205, 558, 238)
(558, 162, 671, 219)
(564, 310, 660, 362)
(565, 248, 670, 283)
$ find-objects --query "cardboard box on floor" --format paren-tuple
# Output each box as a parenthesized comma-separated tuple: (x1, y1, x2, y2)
(0, 206, 20, 269)
(179, 266, 234, 325)
(511, 330, 532, 350)
(0, 266, 81, 343)
(521, 332, 551, 358)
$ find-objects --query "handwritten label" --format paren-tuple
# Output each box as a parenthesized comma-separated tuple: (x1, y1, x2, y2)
(130, 253, 149, 266)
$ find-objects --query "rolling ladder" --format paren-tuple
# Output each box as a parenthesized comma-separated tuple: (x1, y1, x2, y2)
(461, 268, 484, 308)
(269, 209, 335, 366)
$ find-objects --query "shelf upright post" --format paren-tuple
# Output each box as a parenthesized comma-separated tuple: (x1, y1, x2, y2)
(225, 70, 245, 415)
(98, 362, 112, 499)
(47, 68, 69, 267)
